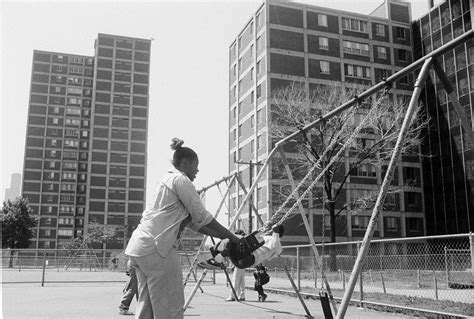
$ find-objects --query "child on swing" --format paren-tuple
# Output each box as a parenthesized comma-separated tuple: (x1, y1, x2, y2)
(198, 224, 284, 270)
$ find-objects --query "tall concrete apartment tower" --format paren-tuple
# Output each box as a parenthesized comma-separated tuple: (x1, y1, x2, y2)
(412, 0, 473, 234)
(228, 0, 425, 244)
(22, 33, 151, 249)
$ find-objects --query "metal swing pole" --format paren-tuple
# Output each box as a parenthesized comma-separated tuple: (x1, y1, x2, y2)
(336, 58, 433, 319)
(196, 174, 235, 194)
(228, 147, 280, 230)
(284, 265, 313, 318)
(183, 269, 208, 311)
(278, 147, 338, 315)
(183, 175, 237, 287)
(234, 174, 265, 227)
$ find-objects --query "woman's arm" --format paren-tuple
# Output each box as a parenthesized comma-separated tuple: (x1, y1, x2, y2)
(198, 219, 239, 243)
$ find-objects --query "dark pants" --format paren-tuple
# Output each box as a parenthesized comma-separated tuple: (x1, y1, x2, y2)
(254, 281, 265, 297)
(119, 268, 138, 310)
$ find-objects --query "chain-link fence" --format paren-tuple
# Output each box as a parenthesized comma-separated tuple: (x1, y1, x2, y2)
(3, 234, 473, 316)
(245, 233, 473, 317)
(1, 248, 214, 285)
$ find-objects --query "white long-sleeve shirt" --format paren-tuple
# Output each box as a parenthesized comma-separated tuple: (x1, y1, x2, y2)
(252, 232, 282, 265)
(125, 167, 213, 258)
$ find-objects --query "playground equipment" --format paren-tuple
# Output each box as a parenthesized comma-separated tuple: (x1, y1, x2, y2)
(184, 30, 473, 318)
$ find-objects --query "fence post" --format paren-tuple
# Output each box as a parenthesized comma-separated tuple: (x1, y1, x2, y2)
(315, 266, 318, 288)
(18, 251, 21, 272)
(296, 247, 300, 291)
(417, 269, 421, 288)
(433, 270, 438, 300)
(342, 271, 345, 290)
(444, 246, 449, 287)
(41, 250, 47, 287)
(381, 273, 386, 294)
(358, 242, 364, 307)
(469, 232, 474, 271)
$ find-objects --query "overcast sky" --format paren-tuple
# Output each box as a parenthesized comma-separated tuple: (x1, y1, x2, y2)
(1, 0, 438, 220)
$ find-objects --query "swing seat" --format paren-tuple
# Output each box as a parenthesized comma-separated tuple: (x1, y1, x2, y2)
(230, 230, 265, 261)
(319, 291, 333, 319)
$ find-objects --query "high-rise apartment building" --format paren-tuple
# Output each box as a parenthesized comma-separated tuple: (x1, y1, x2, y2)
(22, 33, 151, 249)
(228, 0, 425, 244)
(4, 173, 22, 201)
(412, 0, 473, 235)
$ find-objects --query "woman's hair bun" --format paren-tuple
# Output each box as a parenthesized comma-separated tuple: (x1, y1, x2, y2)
(170, 138, 184, 150)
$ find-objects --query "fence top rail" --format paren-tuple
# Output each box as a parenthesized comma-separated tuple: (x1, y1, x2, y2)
(281, 233, 472, 249)
(1, 248, 125, 253)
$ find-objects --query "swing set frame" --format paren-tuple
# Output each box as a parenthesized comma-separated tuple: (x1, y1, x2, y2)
(184, 30, 473, 318)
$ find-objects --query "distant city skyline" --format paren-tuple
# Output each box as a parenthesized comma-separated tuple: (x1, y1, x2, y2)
(1, 0, 439, 219)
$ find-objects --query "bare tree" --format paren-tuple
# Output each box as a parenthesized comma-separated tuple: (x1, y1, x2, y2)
(60, 222, 123, 251)
(269, 82, 429, 246)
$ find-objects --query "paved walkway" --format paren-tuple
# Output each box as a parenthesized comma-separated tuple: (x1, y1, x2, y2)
(1, 280, 416, 319)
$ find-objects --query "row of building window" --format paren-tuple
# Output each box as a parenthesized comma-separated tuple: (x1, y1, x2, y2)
(45, 172, 87, 180)
(42, 206, 85, 215)
(49, 139, 87, 148)
(50, 86, 92, 96)
(43, 150, 88, 160)
(420, 1, 467, 38)
(48, 118, 89, 126)
(55, 55, 93, 66)
(351, 216, 423, 232)
(316, 37, 407, 61)
(50, 76, 93, 86)
(232, 134, 265, 158)
(271, 11, 401, 38)
(46, 128, 88, 138)
(232, 105, 264, 122)
(40, 64, 94, 77)
(233, 186, 265, 206)
(423, 28, 469, 54)
(232, 11, 407, 58)
(234, 39, 408, 80)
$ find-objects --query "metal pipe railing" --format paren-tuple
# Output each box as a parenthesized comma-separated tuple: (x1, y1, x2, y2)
(337, 57, 434, 318)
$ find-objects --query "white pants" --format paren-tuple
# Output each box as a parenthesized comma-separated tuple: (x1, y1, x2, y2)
(228, 267, 245, 299)
(130, 249, 184, 319)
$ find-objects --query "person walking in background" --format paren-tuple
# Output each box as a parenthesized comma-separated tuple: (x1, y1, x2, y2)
(125, 138, 249, 319)
(225, 230, 246, 302)
(118, 259, 138, 315)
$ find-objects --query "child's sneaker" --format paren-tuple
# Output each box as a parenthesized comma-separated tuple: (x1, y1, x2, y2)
(197, 258, 224, 270)
(261, 293, 267, 302)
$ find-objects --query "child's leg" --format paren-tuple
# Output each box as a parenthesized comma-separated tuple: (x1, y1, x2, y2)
(254, 281, 264, 296)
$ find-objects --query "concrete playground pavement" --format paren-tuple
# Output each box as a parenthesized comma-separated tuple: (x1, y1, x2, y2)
(2, 281, 416, 319)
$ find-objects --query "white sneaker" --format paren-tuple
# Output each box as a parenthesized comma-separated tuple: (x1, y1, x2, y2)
(119, 309, 134, 315)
